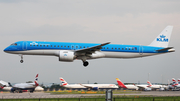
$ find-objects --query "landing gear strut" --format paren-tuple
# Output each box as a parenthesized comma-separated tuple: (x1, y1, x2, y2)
(83, 61, 89, 67)
(20, 54, 23, 63)
(81, 56, 89, 67)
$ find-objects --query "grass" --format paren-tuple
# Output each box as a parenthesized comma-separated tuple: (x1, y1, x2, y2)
(46, 90, 141, 94)
(1, 96, 180, 101)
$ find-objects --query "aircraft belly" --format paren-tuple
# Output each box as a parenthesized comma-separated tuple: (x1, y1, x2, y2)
(102, 52, 159, 58)
(6, 50, 59, 56)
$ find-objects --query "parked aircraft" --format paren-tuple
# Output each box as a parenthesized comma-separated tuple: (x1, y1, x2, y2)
(172, 78, 180, 88)
(147, 81, 167, 90)
(0, 74, 39, 93)
(60, 77, 118, 90)
(116, 78, 138, 90)
(4, 26, 174, 67)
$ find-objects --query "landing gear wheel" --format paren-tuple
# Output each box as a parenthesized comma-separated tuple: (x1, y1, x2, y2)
(83, 61, 89, 67)
(20, 60, 23, 63)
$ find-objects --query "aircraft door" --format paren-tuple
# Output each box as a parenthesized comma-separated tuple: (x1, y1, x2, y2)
(139, 45, 143, 55)
(71, 45, 75, 50)
(22, 41, 27, 50)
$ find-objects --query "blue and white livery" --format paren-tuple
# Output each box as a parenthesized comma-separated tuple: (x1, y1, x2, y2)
(4, 26, 175, 67)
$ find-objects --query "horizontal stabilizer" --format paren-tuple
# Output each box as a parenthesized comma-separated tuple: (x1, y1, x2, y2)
(156, 47, 174, 52)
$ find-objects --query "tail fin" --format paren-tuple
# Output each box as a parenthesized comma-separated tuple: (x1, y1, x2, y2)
(178, 79, 180, 84)
(172, 78, 178, 86)
(116, 78, 127, 89)
(147, 81, 152, 87)
(0, 86, 4, 89)
(34, 74, 39, 86)
(149, 26, 173, 47)
(59, 77, 69, 86)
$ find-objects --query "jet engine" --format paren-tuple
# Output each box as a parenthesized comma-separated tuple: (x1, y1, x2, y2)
(92, 87, 99, 90)
(11, 88, 15, 93)
(59, 51, 75, 62)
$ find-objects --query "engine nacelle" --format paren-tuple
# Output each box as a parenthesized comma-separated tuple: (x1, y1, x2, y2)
(92, 87, 99, 90)
(59, 51, 75, 62)
(11, 88, 15, 92)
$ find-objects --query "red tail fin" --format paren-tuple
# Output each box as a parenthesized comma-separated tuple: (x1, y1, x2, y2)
(34, 74, 39, 86)
(0, 86, 4, 89)
(116, 78, 127, 89)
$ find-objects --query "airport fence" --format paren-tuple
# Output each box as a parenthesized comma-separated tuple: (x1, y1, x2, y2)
(1, 96, 180, 101)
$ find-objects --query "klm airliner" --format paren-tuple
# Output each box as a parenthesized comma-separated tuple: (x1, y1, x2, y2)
(4, 26, 175, 67)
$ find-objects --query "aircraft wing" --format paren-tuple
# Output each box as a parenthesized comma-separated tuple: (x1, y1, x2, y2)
(136, 85, 148, 89)
(75, 42, 110, 54)
(79, 84, 93, 88)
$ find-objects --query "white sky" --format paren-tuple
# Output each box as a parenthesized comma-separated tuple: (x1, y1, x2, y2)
(0, 0, 180, 85)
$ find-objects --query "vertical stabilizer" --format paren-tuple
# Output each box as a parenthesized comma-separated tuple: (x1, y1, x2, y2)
(34, 74, 39, 86)
(116, 78, 127, 89)
(172, 78, 178, 86)
(147, 81, 152, 87)
(149, 26, 173, 47)
(178, 79, 180, 84)
(59, 77, 69, 86)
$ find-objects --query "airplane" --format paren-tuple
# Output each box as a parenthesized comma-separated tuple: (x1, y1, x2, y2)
(116, 78, 138, 90)
(4, 26, 175, 67)
(171, 78, 180, 88)
(0, 74, 39, 93)
(60, 77, 118, 90)
(147, 81, 167, 90)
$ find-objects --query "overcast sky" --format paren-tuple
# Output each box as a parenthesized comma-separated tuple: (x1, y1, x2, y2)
(0, 0, 180, 85)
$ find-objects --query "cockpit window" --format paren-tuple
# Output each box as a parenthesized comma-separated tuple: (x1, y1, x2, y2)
(11, 43, 17, 46)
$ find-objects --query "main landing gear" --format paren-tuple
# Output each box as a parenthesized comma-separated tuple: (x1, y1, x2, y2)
(19, 54, 23, 63)
(81, 56, 89, 67)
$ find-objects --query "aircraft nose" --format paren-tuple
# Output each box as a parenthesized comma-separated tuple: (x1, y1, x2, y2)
(4, 47, 9, 52)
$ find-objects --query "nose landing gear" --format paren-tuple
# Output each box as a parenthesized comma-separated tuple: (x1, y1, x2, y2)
(19, 54, 23, 63)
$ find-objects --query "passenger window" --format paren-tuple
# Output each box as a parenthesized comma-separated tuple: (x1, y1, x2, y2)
(43, 45, 45, 47)
(40, 45, 42, 47)
(58, 45, 59, 47)
(33, 45, 35, 46)
(129, 48, 130, 50)
(65, 46, 66, 47)
(112, 48, 113, 49)
(107, 47, 108, 49)
(54, 45, 56, 47)
(61, 46, 63, 47)
(51, 45, 52, 47)
(125, 48, 127, 50)
(37, 45, 38, 46)
(83, 46, 85, 48)
(135, 47, 137, 50)
(118, 48, 120, 50)
(122, 48, 124, 50)
(47, 45, 48, 47)
(80, 46, 82, 48)
(68, 46, 69, 48)
(115, 48, 117, 49)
